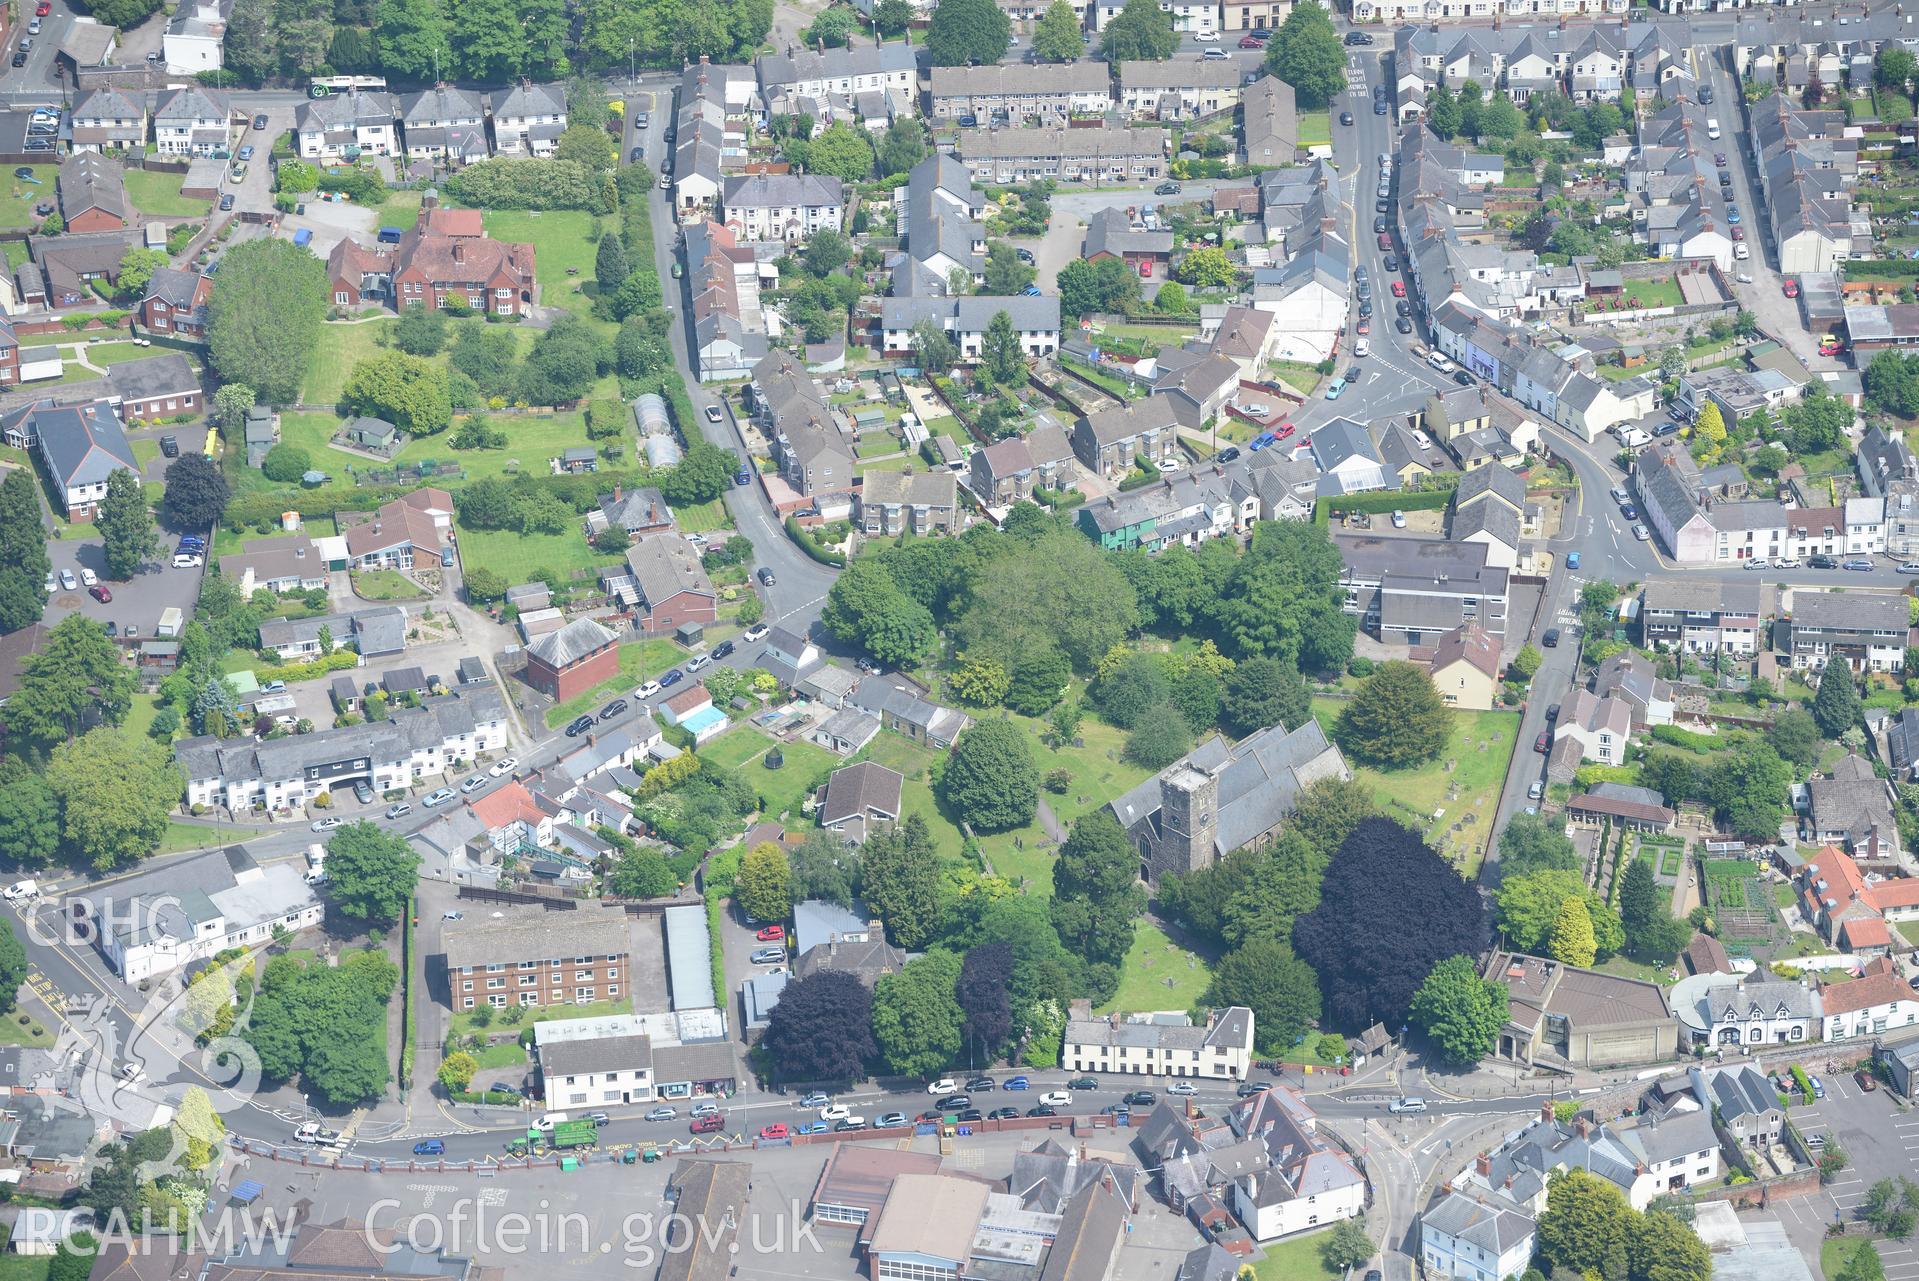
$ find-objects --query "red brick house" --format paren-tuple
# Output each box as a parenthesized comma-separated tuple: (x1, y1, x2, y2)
(323, 219, 536, 317)
(326, 238, 393, 310)
(523, 616, 620, 703)
(57, 154, 127, 234)
(140, 268, 212, 338)
(620, 535, 717, 635)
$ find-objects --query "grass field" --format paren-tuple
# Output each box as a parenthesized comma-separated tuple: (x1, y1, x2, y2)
(542, 639, 684, 728)
(123, 168, 213, 219)
(470, 1040, 529, 1070)
(302, 321, 397, 405)
(1094, 920, 1213, 1014)
(1310, 697, 1519, 876)
(1617, 275, 1685, 309)
(700, 726, 837, 821)
(282, 406, 597, 486)
(483, 210, 602, 323)
(0, 165, 55, 229)
(1251, 1226, 1345, 1281)
(1823, 1236, 1884, 1281)
(0, 1254, 50, 1281)
(0, 1011, 52, 1048)
(448, 995, 632, 1040)
(1296, 112, 1332, 149)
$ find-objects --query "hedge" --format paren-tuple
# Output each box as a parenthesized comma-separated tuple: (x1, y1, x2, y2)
(1843, 259, 1919, 281)
(399, 894, 416, 1090)
(1650, 723, 1722, 753)
(256, 649, 362, 684)
(1313, 487, 1452, 526)
(785, 515, 847, 567)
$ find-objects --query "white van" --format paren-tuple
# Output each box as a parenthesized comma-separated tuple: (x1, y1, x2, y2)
(1426, 352, 1456, 373)
(534, 1112, 569, 1132)
(2, 880, 36, 902)
(1707, 118, 1721, 139)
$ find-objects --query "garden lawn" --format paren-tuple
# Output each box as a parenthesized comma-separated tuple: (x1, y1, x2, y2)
(675, 498, 731, 533)
(0, 165, 56, 229)
(301, 321, 398, 405)
(0, 1011, 52, 1048)
(351, 569, 427, 601)
(482, 211, 602, 324)
(1270, 360, 1325, 397)
(89, 342, 178, 367)
(1823, 1237, 1886, 1281)
(124, 168, 213, 219)
(454, 525, 616, 587)
(1095, 919, 1213, 1014)
(1296, 112, 1331, 149)
(449, 995, 632, 1040)
(542, 639, 684, 728)
(1310, 697, 1519, 876)
(0, 1255, 50, 1281)
(1251, 1227, 1344, 1281)
(699, 726, 837, 821)
(470, 1040, 528, 1070)
(281, 408, 597, 485)
(1618, 275, 1684, 309)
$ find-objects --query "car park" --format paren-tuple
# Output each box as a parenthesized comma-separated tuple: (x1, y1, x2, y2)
(756, 924, 786, 942)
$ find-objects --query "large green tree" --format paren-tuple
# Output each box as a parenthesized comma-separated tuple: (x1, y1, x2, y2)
(871, 950, 964, 1079)
(1339, 661, 1453, 767)
(1409, 955, 1508, 1066)
(807, 123, 876, 182)
(245, 950, 397, 1105)
(952, 530, 1138, 673)
(1050, 812, 1145, 967)
(956, 942, 1014, 1061)
(861, 815, 942, 949)
(1813, 663, 1863, 739)
(0, 764, 60, 869)
(820, 558, 938, 668)
(1100, 0, 1175, 61)
(1210, 521, 1354, 670)
(47, 727, 178, 872)
(1549, 895, 1598, 967)
(1497, 810, 1579, 877)
(1221, 656, 1311, 736)
(1496, 869, 1623, 959)
(1032, 0, 1084, 61)
(735, 841, 793, 923)
(980, 309, 1026, 387)
(207, 238, 328, 405)
(323, 822, 421, 925)
(0, 470, 48, 635)
(1265, 2, 1346, 109)
(941, 720, 1040, 834)
(160, 453, 231, 533)
(97, 471, 157, 582)
(342, 352, 453, 435)
(1207, 937, 1322, 1052)
(761, 970, 875, 1082)
(924, 0, 1011, 66)
(5, 615, 135, 749)
(0, 920, 26, 1015)
(1536, 1169, 1635, 1281)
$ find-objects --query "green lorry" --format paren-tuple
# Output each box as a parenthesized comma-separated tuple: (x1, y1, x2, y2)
(548, 1120, 599, 1151)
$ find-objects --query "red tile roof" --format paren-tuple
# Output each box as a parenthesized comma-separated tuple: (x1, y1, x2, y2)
(472, 781, 541, 830)
(1840, 918, 1891, 950)
(421, 208, 484, 237)
(1865, 879, 1919, 911)
(1819, 965, 1915, 1015)
(664, 683, 712, 717)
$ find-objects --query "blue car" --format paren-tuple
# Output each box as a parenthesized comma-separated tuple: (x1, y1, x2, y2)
(1248, 432, 1276, 451)
(1004, 1076, 1030, 1090)
(1565, 551, 1580, 570)
(799, 1121, 830, 1135)
(413, 1139, 445, 1156)
(659, 668, 685, 688)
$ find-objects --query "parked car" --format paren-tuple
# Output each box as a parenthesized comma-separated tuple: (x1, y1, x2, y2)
(384, 802, 412, 819)
(459, 775, 487, 793)
(412, 1140, 445, 1156)
(1004, 1076, 1030, 1090)
(219, 194, 235, 211)
(1066, 1077, 1097, 1090)
(310, 817, 344, 832)
(1856, 1070, 1878, 1092)
(989, 1107, 1020, 1119)
(422, 788, 455, 808)
(1026, 1105, 1057, 1117)
(757, 1123, 789, 1139)
(757, 567, 776, 587)
(1340, 111, 1354, 126)
(89, 585, 111, 603)
(659, 668, 685, 688)
(565, 714, 595, 736)
(749, 947, 784, 964)
(755, 924, 785, 942)
(489, 756, 519, 776)
(1154, 181, 1180, 195)
(936, 1095, 970, 1111)
(1535, 731, 1551, 754)
(1541, 627, 1560, 647)
(598, 697, 628, 720)
(1845, 558, 1875, 571)
(965, 1076, 996, 1091)
(1124, 1090, 1156, 1107)
(635, 679, 662, 699)
(685, 653, 713, 673)
(645, 1107, 676, 1122)
(1165, 1082, 1198, 1096)
(798, 1092, 829, 1108)
(253, 113, 269, 129)
(877, 1112, 908, 1128)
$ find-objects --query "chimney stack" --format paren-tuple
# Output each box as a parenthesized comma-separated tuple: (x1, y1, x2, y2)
(1476, 1152, 1492, 1177)
(1541, 1102, 1556, 1124)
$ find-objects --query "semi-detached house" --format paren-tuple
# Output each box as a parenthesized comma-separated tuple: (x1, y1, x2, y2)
(1118, 58, 1243, 121)
(755, 42, 916, 112)
(878, 294, 1061, 362)
(293, 90, 398, 161)
(153, 85, 231, 157)
(1072, 397, 1181, 480)
(719, 173, 844, 244)
(400, 86, 489, 166)
(68, 88, 146, 153)
(1, 399, 133, 520)
(490, 82, 567, 157)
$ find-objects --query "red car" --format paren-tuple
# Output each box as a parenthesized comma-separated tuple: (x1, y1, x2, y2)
(89, 585, 111, 603)
(1783, 279, 1800, 298)
(755, 924, 785, 942)
(1391, 281, 1406, 297)
(1376, 231, 1392, 249)
(1730, 226, 1745, 241)
(1137, 259, 1151, 278)
(1820, 341, 1844, 356)
(32, 4, 48, 16)
(758, 1123, 789, 1139)
(1355, 318, 1370, 335)
(1272, 422, 1295, 440)
(1238, 34, 1264, 47)
(1535, 731, 1551, 754)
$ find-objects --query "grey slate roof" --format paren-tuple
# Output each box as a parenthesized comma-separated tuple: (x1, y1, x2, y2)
(15, 400, 134, 491)
(1454, 462, 1526, 512)
(1109, 722, 1350, 859)
(540, 1032, 650, 1078)
(1422, 1188, 1536, 1256)
(525, 616, 617, 668)
(444, 903, 629, 971)
(819, 762, 903, 827)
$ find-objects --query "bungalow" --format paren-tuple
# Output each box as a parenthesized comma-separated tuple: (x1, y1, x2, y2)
(661, 682, 728, 744)
(56, 153, 127, 232)
(817, 762, 904, 845)
(344, 490, 451, 570)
